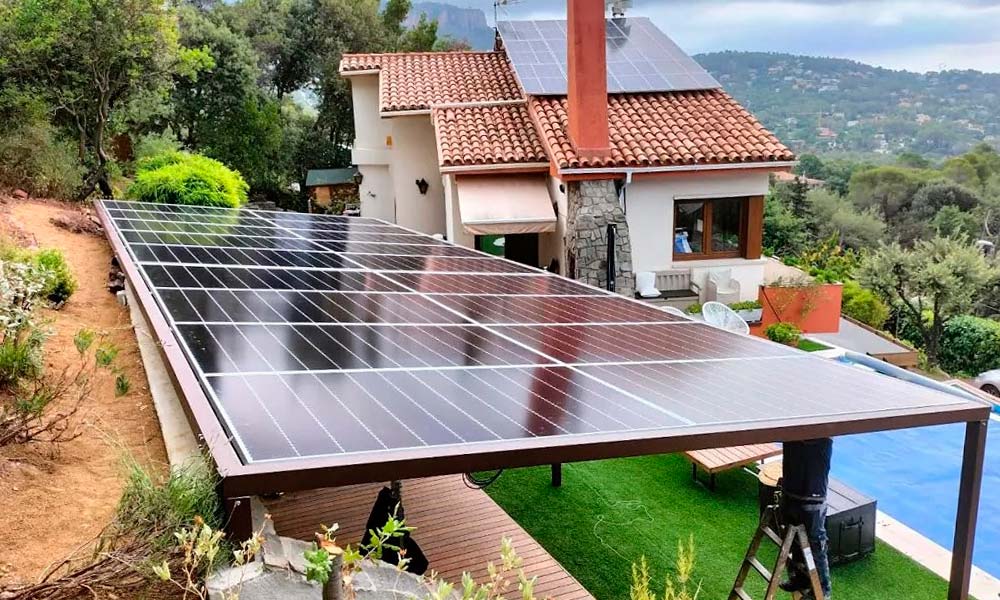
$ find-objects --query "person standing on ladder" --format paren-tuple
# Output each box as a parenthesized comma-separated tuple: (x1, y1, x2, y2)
(780, 438, 833, 599)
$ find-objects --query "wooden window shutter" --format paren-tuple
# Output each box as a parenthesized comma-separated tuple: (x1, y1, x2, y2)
(743, 195, 764, 259)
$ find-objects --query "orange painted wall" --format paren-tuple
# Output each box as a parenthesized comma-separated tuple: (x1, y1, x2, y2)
(751, 283, 843, 335)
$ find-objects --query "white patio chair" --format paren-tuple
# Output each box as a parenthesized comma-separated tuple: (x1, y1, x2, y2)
(707, 270, 741, 304)
(702, 301, 751, 335)
(636, 271, 660, 298)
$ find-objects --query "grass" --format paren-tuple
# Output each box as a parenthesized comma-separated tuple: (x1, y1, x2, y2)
(798, 338, 832, 352)
(485, 455, 952, 600)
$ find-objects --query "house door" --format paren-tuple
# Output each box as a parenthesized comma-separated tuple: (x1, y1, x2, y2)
(476, 234, 539, 267)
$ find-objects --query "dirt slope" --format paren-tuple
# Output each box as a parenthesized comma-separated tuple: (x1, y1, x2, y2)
(0, 199, 168, 584)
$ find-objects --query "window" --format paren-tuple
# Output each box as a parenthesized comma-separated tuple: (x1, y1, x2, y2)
(673, 197, 748, 260)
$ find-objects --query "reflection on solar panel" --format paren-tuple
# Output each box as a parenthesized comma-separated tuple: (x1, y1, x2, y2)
(98, 199, 986, 484)
(497, 17, 721, 95)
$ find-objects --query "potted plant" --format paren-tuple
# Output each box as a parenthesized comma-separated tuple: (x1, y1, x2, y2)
(765, 322, 802, 347)
(728, 300, 763, 323)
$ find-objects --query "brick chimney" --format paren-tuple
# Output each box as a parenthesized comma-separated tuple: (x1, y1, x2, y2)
(566, 0, 610, 157)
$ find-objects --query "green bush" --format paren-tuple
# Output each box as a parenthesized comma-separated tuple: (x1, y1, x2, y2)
(841, 280, 889, 329)
(127, 151, 248, 208)
(685, 303, 703, 315)
(0, 122, 83, 198)
(728, 300, 762, 311)
(0, 328, 45, 388)
(938, 315, 1000, 376)
(765, 322, 802, 345)
(133, 131, 182, 164)
(34, 248, 77, 303)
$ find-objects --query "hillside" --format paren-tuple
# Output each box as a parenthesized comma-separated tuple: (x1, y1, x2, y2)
(695, 51, 1000, 157)
(407, 2, 496, 50)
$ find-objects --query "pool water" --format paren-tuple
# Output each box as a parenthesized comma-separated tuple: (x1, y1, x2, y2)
(831, 413, 1000, 578)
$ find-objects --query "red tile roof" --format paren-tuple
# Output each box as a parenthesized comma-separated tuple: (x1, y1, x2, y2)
(530, 90, 796, 169)
(432, 104, 548, 168)
(341, 51, 794, 170)
(340, 52, 523, 113)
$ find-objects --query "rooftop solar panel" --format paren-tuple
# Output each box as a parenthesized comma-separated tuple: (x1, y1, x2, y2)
(497, 17, 721, 95)
(97, 199, 988, 492)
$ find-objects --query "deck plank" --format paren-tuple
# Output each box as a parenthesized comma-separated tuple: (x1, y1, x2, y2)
(265, 475, 594, 600)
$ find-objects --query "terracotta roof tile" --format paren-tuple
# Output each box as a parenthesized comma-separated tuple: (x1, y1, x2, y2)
(432, 104, 548, 168)
(340, 52, 523, 112)
(529, 90, 796, 169)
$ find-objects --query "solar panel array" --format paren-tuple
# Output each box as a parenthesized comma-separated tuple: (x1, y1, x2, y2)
(101, 200, 979, 467)
(497, 17, 721, 95)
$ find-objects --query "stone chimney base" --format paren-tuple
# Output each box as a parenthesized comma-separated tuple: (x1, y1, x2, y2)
(565, 180, 634, 298)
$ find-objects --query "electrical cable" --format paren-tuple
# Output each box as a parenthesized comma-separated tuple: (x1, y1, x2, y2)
(463, 469, 504, 489)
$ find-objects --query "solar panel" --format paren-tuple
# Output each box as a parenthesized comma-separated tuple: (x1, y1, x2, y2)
(98, 199, 987, 487)
(497, 17, 721, 95)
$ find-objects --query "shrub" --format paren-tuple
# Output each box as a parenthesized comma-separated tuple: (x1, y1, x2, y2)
(938, 315, 1000, 376)
(685, 303, 703, 315)
(34, 248, 77, 303)
(729, 300, 762, 311)
(127, 151, 249, 208)
(841, 280, 889, 329)
(765, 322, 801, 346)
(0, 121, 84, 199)
(133, 131, 182, 164)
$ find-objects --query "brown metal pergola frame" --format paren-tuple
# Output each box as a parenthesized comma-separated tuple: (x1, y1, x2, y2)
(97, 203, 990, 600)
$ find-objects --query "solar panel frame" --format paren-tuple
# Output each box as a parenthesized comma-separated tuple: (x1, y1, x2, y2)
(95, 200, 990, 498)
(497, 17, 722, 96)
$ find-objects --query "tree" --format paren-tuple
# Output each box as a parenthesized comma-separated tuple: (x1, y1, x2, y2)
(848, 166, 935, 223)
(172, 6, 260, 148)
(808, 189, 886, 250)
(795, 153, 826, 180)
(897, 182, 981, 244)
(858, 237, 996, 365)
(896, 151, 931, 169)
(0, 0, 200, 198)
(763, 193, 809, 256)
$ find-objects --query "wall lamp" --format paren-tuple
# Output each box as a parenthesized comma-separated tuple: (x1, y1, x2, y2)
(352, 170, 364, 186)
(415, 178, 429, 195)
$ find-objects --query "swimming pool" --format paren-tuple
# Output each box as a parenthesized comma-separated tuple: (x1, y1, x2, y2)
(831, 410, 1000, 578)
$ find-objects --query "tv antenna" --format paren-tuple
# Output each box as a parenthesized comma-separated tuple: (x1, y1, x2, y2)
(494, 0, 522, 26)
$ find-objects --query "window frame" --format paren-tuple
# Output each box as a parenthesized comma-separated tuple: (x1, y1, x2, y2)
(673, 196, 750, 261)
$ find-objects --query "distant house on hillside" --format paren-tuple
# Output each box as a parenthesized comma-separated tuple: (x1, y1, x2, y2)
(339, 6, 795, 301)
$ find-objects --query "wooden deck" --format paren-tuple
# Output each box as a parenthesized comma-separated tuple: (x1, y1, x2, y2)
(265, 476, 594, 600)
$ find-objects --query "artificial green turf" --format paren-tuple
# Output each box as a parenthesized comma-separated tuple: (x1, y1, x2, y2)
(798, 339, 832, 352)
(485, 455, 951, 600)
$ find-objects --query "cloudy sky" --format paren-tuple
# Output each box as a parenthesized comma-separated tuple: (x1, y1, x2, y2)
(475, 0, 1000, 72)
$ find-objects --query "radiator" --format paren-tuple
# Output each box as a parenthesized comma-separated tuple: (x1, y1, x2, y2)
(655, 270, 691, 292)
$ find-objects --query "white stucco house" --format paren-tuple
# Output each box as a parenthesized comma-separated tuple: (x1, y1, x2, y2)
(339, 8, 795, 301)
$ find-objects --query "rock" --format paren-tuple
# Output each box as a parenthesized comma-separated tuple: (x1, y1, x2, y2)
(206, 561, 265, 600)
(262, 532, 289, 570)
(12, 189, 28, 200)
(283, 536, 314, 575)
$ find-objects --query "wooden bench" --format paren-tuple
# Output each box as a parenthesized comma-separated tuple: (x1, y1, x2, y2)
(685, 443, 782, 490)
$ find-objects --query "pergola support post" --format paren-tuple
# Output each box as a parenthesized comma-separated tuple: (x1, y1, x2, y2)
(551, 463, 562, 487)
(948, 419, 988, 600)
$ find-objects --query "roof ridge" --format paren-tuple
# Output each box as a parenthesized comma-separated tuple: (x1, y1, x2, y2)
(342, 50, 502, 58)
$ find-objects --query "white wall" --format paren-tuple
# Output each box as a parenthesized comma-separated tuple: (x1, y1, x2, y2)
(347, 74, 446, 234)
(538, 175, 568, 274)
(623, 170, 771, 301)
(349, 75, 395, 221)
(389, 116, 446, 235)
(443, 174, 474, 247)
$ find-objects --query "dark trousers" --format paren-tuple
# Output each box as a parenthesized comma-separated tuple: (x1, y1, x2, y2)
(783, 499, 832, 597)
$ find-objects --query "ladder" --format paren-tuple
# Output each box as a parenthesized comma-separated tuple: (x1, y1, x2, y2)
(729, 505, 825, 600)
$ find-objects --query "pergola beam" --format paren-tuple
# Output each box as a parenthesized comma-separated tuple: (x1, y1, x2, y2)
(949, 419, 989, 600)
